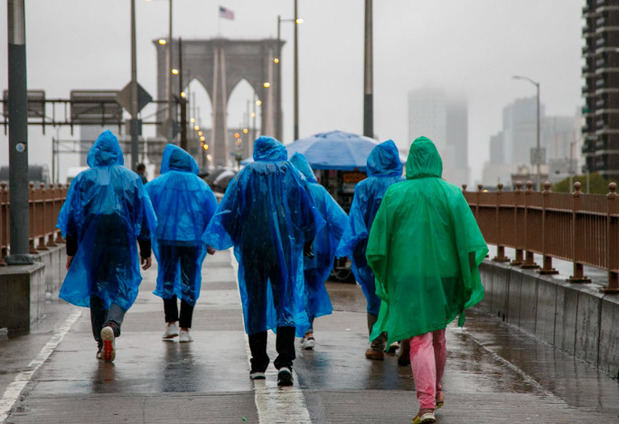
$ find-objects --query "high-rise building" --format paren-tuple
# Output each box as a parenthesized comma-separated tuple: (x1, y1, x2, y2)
(582, 0, 619, 179)
(408, 88, 469, 184)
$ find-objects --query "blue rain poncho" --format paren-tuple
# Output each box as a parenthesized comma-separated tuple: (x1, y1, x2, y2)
(145, 144, 218, 306)
(57, 130, 156, 310)
(336, 139, 403, 316)
(290, 153, 348, 334)
(205, 136, 322, 335)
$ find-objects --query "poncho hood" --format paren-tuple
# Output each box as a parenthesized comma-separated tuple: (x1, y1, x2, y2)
(160, 144, 199, 175)
(253, 136, 287, 162)
(406, 136, 443, 179)
(289, 152, 317, 183)
(87, 130, 124, 167)
(367, 139, 402, 177)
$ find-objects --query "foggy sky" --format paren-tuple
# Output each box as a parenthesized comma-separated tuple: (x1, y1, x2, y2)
(0, 0, 583, 183)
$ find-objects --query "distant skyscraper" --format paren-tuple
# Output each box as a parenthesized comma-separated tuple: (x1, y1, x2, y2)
(582, 1, 619, 178)
(408, 88, 469, 184)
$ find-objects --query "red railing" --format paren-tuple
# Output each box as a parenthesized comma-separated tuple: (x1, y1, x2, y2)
(464, 181, 619, 294)
(0, 183, 68, 265)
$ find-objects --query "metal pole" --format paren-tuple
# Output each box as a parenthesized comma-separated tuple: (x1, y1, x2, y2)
(293, 0, 299, 140)
(536, 82, 541, 191)
(276, 15, 282, 141)
(363, 0, 373, 138)
(130, 0, 139, 171)
(179, 37, 187, 150)
(6, 0, 32, 264)
(167, 0, 174, 140)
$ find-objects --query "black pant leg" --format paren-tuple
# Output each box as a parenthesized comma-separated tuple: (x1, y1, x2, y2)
(274, 326, 296, 370)
(179, 245, 200, 305)
(179, 299, 194, 329)
(163, 296, 179, 323)
(248, 331, 269, 372)
(90, 295, 107, 348)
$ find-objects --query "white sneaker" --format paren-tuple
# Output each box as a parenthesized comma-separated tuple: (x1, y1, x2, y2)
(301, 334, 315, 350)
(100, 326, 116, 362)
(179, 329, 193, 343)
(162, 322, 179, 340)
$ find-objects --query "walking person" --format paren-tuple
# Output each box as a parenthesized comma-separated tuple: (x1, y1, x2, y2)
(336, 139, 403, 360)
(366, 136, 488, 423)
(205, 136, 321, 386)
(57, 130, 156, 362)
(145, 144, 218, 343)
(290, 153, 348, 349)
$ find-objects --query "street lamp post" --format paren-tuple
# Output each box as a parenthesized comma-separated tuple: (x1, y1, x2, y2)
(6, 0, 32, 264)
(513, 75, 541, 191)
(276, 10, 302, 141)
(363, 0, 373, 138)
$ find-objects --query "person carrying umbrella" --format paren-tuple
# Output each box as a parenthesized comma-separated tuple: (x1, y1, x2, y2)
(290, 153, 348, 350)
(366, 136, 488, 423)
(205, 136, 322, 386)
(57, 130, 156, 361)
(336, 139, 403, 360)
(145, 144, 218, 343)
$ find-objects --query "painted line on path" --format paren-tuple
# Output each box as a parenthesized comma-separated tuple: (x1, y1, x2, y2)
(0, 308, 82, 423)
(228, 250, 312, 424)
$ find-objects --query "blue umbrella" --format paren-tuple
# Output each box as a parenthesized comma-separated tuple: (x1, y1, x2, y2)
(242, 130, 404, 172)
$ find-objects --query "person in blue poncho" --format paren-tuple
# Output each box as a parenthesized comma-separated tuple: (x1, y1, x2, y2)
(336, 139, 403, 361)
(57, 130, 156, 362)
(145, 144, 218, 343)
(205, 136, 320, 387)
(289, 153, 348, 350)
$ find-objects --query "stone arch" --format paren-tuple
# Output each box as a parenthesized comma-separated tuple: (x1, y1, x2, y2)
(154, 38, 283, 167)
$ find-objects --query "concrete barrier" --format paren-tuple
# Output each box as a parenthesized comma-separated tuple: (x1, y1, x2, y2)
(478, 260, 619, 379)
(0, 245, 67, 336)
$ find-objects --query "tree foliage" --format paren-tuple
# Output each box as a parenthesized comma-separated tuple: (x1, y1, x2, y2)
(552, 173, 616, 194)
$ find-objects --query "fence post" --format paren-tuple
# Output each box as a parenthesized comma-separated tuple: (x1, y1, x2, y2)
(603, 182, 619, 293)
(46, 183, 57, 247)
(476, 184, 482, 219)
(511, 182, 524, 265)
(521, 181, 539, 269)
(37, 183, 48, 251)
(569, 182, 590, 283)
(539, 181, 558, 274)
(28, 182, 37, 254)
(0, 182, 8, 266)
(493, 183, 509, 262)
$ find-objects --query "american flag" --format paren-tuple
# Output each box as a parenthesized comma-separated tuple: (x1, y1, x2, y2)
(219, 6, 235, 20)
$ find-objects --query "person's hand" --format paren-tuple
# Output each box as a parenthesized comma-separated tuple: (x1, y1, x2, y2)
(303, 242, 314, 258)
(207, 246, 216, 255)
(142, 257, 152, 270)
(66, 256, 74, 270)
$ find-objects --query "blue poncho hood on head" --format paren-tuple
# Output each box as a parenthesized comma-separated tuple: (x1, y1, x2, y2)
(146, 144, 217, 307)
(336, 139, 404, 316)
(160, 143, 200, 175)
(366, 139, 402, 178)
(86, 130, 124, 167)
(289, 152, 317, 183)
(290, 152, 347, 334)
(205, 142, 325, 336)
(253, 136, 287, 162)
(57, 130, 156, 311)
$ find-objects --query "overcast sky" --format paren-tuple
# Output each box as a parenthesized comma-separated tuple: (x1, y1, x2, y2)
(0, 0, 583, 183)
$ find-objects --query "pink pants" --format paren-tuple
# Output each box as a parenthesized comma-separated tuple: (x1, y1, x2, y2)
(409, 329, 446, 409)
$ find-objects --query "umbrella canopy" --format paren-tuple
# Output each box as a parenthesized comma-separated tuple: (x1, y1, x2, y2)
(241, 130, 404, 172)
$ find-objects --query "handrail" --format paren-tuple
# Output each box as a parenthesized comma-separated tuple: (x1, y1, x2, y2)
(0, 183, 69, 265)
(464, 181, 619, 294)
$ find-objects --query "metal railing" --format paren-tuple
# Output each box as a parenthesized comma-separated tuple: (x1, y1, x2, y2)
(464, 181, 619, 294)
(0, 183, 68, 265)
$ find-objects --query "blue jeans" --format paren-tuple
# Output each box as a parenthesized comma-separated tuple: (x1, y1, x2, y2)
(90, 295, 126, 349)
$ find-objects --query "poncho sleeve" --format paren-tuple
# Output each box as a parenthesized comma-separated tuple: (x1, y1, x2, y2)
(365, 189, 391, 301)
(450, 189, 488, 309)
(57, 177, 81, 238)
(201, 185, 218, 244)
(336, 183, 369, 257)
(204, 173, 242, 250)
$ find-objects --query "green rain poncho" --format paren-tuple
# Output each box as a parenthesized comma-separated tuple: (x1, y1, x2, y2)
(367, 137, 488, 345)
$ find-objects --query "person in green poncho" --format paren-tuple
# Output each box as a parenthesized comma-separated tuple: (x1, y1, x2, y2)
(366, 136, 488, 424)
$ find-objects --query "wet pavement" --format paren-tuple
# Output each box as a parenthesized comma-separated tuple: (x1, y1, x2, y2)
(1, 250, 618, 423)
